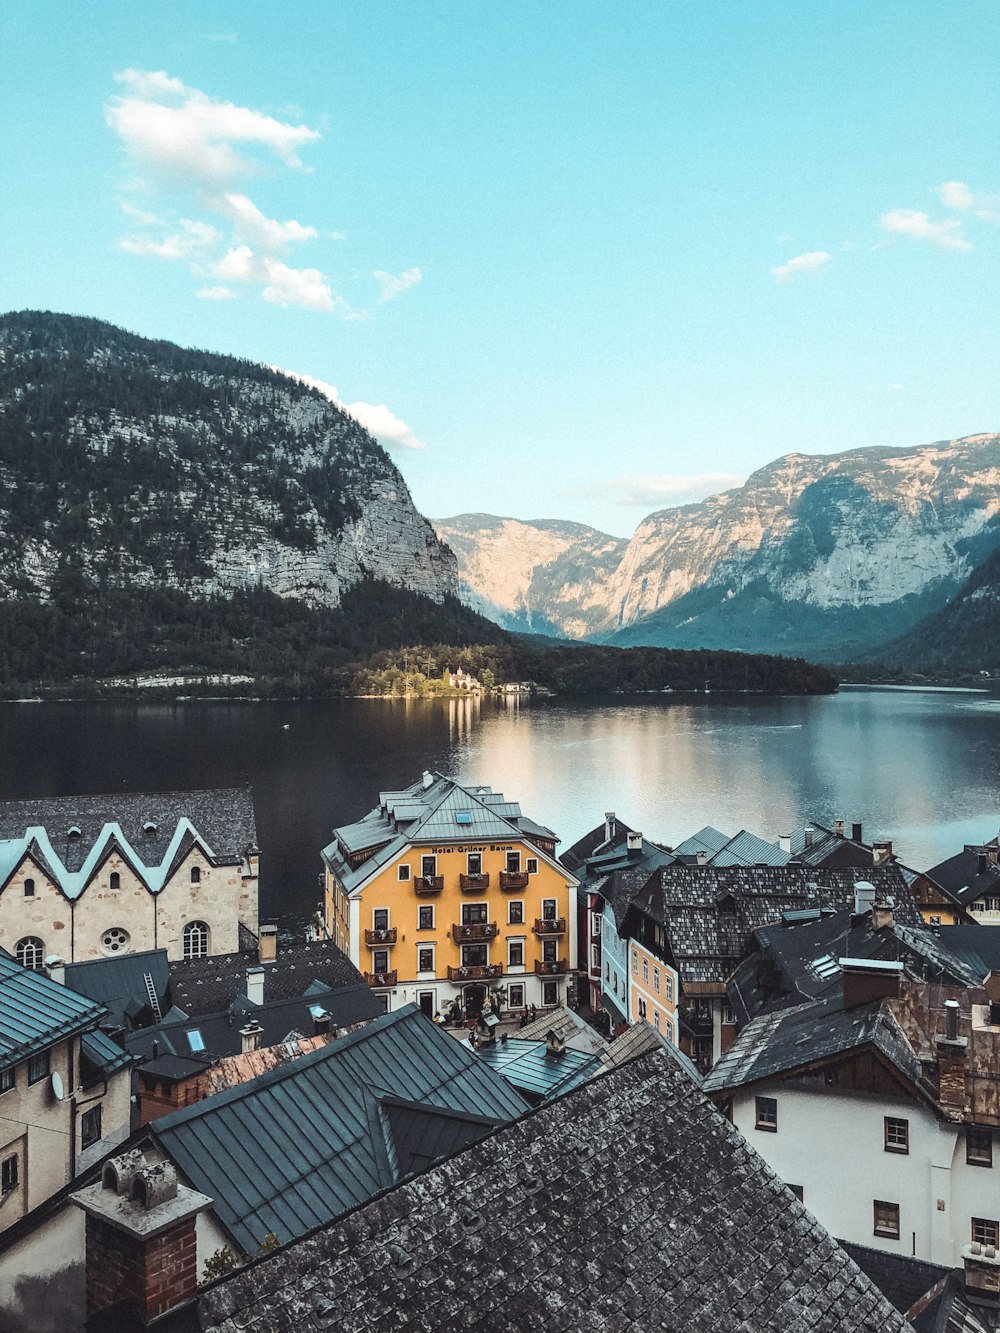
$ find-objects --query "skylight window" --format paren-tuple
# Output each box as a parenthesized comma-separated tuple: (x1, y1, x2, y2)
(187, 1029, 205, 1053)
(810, 954, 840, 979)
(455, 811, 474, 825)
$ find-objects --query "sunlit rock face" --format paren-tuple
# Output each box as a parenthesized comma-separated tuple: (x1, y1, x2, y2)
(0, 311, 457, 608)
(439, 435, 1000, 658)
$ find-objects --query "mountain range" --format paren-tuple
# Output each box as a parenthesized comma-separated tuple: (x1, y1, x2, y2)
(436, 435, 1000, 663)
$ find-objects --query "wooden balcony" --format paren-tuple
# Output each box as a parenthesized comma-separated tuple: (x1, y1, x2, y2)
(460, 872, 491, 892)
(364, 970, 398, 987)
(534, 959, 568, 976)
(533, 917, 566, 936)
(447, 963, 504, 982)
(414, 876, 444, 896)
(451, 922, 499, 943)
(364, 927, 397, 946)
(500, 871, 529, 891)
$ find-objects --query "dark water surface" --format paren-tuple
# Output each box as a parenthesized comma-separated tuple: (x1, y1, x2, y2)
(1, 686, 998, 931)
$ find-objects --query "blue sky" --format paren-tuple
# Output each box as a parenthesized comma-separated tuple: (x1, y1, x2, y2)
(3, 2, 999, 536)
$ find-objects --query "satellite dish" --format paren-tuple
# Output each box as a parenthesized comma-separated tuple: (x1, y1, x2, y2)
(50, 1071, 64, 1101)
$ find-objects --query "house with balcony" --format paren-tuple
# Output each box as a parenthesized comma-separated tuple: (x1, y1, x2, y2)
(321, 771, 578, 1017)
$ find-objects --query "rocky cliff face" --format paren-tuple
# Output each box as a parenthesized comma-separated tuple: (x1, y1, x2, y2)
(0, 311, 457, 608)
(439, 435, 1000, 660)
(433, 514, 627, 638)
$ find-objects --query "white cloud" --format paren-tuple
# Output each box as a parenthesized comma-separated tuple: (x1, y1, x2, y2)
(938, 180, 975, 211)
(770, 250, 832, 282)
(261, 260, 335, 312)
(605, 472, 746, 508)
(196, 285, 237, 300)
(221, 192, 317, 252)
(374, 267, 422, 301)
(119, 217, 219, 260)
(271, 368, 426, 448)
(879, 208, 972, 251)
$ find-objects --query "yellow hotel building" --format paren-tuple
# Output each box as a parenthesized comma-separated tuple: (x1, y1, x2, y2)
(322, 771, 578, 1018)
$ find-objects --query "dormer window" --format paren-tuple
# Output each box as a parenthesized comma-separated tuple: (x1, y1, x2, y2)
(67, 826, 81, 839)
(143, 821, 157, 837)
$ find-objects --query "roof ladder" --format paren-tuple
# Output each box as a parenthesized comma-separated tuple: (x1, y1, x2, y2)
(144, 972, 162, 1023)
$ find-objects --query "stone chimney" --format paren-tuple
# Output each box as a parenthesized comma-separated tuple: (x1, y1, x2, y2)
(44, 955, 65, 986)
(258, 924, 278, 966)
(627, 831, 642, 852)
(872, 839, 894, 865)
(840, 958, 903, 1009)
(246, 966, 265, 1005)
(604, 811, 616, 844)
(937, 998, 969, 1115)
(963, 1244, 1000, 1309)
(240, 1021, 264, 1054)
(852, 822, 863, 843)
(73, 1153, 212, 1325)
(871, 901, 895, 932)
(545, 1028, 566, 1058)
(834, 818, 845, 838)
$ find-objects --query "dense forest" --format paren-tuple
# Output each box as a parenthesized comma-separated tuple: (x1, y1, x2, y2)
(0, 574, 836, 697)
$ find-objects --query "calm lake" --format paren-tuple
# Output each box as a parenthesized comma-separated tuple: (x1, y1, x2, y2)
(1, 686, 998, 932)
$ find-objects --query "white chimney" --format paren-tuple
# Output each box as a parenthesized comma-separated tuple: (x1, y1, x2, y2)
(240, 1021, 263, 1054)
(44, 955, 65, 986)
(246, 966, 265, 1005)
(422, 770, 434, 790)
(853, 881, 877, 916)
(604, 811, 616, 843)
(804, 828, 814, 848)
(778, 834, 791, 854)
(696, 850, 708, 866)
(627, 831, 642, 851)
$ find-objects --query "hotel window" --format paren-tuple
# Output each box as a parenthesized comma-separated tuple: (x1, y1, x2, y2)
(542, 981, 559, 1005)
(0, 1068, 13, 1094)
(509, 900, 524, 925)
(874, 1201, 900, 1239)
(421, 856, 437, 878)
(884, 1117, 909, 1154)
(973, 1217, 1000, 1248)
(653, 1011, 660, 1032)
(664, 1018, 674, 1042)
(526, 858, 538, 875)
(398, 864, 411, 881)
(418, 905, 434, 929)
(505, 852, 521, 873)
(642, 959, 649, 983)
(967, 1126, 994, 1167)
(190, 866, 201, 884)
(461, 944, 488, 967)
(664, 975, 674, 1003)
(541, 899, 557, 921)
(631, 950, 638, 975)
(755, 1096, 778, 1132)
(23, 878, 35, 898)
(467, 852, 483, 876)
(15, 937, 44, 971)
(1, 1154, 18, 1194)
(28, 1050, 50, 1085)
(462, 903, 489, 926)
(372, 949, 390, 974)
(542, 938, 557, 963)
(182, 921, 209, 959)
(653, 968, 660, 993)
(81, 1105, 102, 1149)
(373, 908, 390, 930)
(508, 983, 525, 1009)
(417, 946, 435, 973)
(508, 939, 524, 968)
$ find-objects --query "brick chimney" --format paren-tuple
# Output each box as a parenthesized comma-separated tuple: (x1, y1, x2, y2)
(834, 818, 845, 838)
(258, 924, 278, 965)
(852, 822, 863, 843)
(963, 1244, 1000, 1309)
(871, 901, 895, 932)
(937, 999, 969, 1115)
(872, 840, 894, 865)
(840, 958, 903, 1009)
(73, 1153, 212, 1326)
(804, 828, 814, 848)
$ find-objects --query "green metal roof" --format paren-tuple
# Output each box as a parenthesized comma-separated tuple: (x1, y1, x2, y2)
(0, 953, 105, 1071)
(474, 1039, 602, 1101)
(81, 1028, 134, 1079)
(151, 1004, 530, 1255)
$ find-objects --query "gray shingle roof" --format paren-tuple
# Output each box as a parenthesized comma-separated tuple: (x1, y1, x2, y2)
(0, 952, 105, 1070)
(167, 938, 368, 1017)
(151, 1004, 530, 1255)
(197, 1046, 914, 1333)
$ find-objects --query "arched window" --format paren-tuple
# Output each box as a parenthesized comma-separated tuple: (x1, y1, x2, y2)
(15, 937, 44, 971)
(109, 872, 120, 892)
(183, 921, 209, 959)
(23, 878, 35, 899)
(190, 866, 201, 884)
(101, 927, 130, 956)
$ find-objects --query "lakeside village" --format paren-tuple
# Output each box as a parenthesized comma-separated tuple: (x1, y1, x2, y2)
(4, 782, 1000, 1329)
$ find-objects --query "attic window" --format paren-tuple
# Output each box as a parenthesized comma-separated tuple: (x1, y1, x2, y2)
(67, 826, 81, 839)
(455, 811, 474, 825)
(143, 821, 157, 836)
(187, 1029, 205, 1053)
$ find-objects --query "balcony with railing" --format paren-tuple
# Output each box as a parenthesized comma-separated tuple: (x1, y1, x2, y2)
(364, 927, 398, 947)
(500, 871, 529, 891)
(364, 970, 398, 987)
(459, 872, 491, 892)
(447, 963, 504, 982)
(451, 922, 499, 944)
(534, 958, 568, 975)
(533, 917, 566, 936)
(414, 875, 444, 896)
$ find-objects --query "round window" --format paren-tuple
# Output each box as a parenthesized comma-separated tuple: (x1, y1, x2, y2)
(101, 927, 131, 956)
